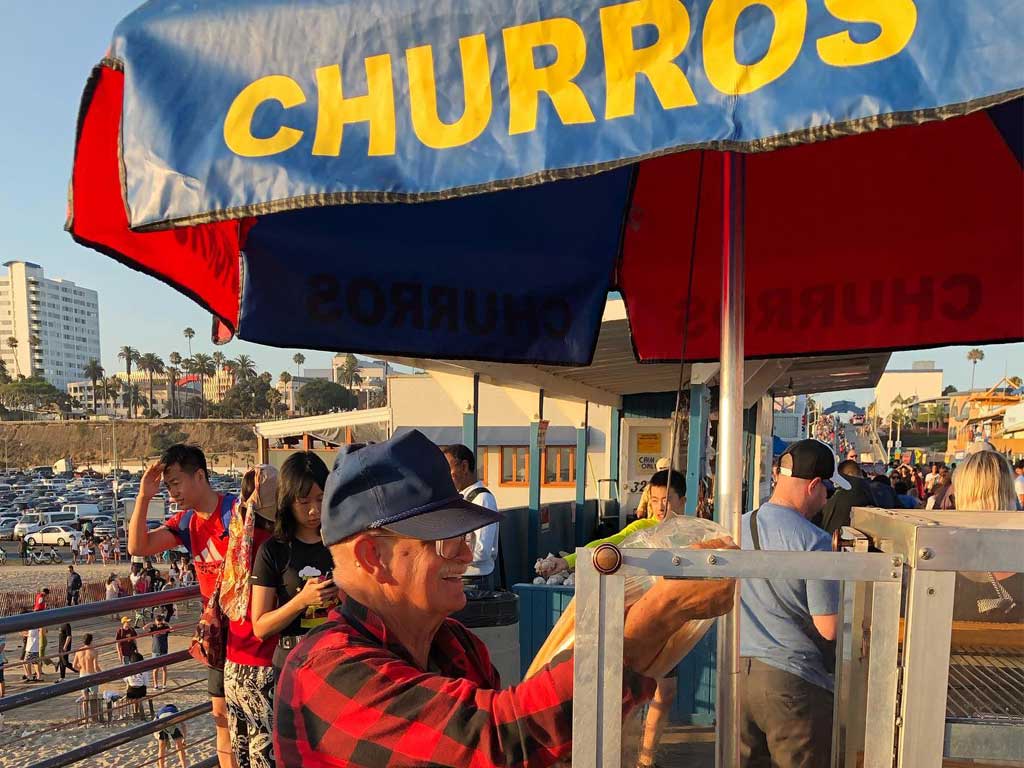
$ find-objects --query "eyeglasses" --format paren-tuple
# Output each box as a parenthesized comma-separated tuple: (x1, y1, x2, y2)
(368, 530, 474, 561)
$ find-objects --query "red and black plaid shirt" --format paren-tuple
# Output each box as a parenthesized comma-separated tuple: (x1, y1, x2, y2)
(274, 597, 655, 767)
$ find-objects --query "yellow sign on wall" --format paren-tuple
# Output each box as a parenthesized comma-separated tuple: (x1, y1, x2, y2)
(636, 433, 662, 453)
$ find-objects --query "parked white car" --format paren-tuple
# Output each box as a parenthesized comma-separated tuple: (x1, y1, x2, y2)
(24, 524, 81, 548)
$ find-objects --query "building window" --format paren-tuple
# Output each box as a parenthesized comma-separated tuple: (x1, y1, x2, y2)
(500, 446, 528, 485)
(544, 446, 576, 486)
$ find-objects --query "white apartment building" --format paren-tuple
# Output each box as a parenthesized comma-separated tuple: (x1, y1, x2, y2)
(0, 261, 101, 390)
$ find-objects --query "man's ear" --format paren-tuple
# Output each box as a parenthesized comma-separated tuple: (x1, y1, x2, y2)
(352, 536, 391, 583)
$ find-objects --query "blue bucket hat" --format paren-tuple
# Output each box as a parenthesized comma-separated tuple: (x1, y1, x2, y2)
(321, 429, 503, 547)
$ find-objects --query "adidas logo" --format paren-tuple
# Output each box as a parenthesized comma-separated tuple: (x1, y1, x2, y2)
(197, 539, 224, 564)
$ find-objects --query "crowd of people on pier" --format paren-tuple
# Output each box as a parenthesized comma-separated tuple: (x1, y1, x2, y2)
(9, 429, 1021, 768)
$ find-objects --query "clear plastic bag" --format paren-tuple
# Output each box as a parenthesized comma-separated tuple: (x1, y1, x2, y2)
(525, 515, 730, 680)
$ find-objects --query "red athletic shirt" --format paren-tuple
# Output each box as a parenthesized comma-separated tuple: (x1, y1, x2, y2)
(226, 527, 277, 667)
(165, 494, 234, 601)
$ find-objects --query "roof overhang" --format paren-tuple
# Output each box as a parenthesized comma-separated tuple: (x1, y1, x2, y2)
(254, 407, 390, 439)
(386, 300, 890, 408)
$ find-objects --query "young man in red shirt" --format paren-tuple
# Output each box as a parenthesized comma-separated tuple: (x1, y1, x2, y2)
(128, 444, 237, 768)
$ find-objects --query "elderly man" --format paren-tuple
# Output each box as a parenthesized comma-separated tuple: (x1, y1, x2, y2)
(274, 430, 734, 767)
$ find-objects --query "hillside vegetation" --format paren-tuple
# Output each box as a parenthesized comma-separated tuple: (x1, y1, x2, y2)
(0, 419, 257, 469)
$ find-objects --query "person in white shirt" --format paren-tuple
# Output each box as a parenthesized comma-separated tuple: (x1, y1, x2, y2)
(444, 444, 501, 591)
(1014, 460, 1024, 508)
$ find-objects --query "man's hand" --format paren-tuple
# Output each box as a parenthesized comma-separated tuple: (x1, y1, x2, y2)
(622, 538, 737, 673)
(140, 462, 165, 500)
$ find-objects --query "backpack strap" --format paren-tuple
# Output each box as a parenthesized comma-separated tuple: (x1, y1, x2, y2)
(174, 509, 195, 554)
(218, 494, 236, 538)
(464, 486, 506, 590)
(464, 486, 492, 503)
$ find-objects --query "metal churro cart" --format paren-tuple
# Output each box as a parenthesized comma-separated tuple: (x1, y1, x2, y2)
(571, 508, 1023, 768)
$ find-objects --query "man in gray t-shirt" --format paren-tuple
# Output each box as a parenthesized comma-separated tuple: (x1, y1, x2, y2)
(739, 439, 844, 768)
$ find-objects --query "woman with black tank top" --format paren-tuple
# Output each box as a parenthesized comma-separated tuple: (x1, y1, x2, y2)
(250, 452, 339, 670)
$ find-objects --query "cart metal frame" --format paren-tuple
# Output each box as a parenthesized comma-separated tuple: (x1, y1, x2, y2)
(572, 546, 905, 768)
(851, 507, 1024, 767)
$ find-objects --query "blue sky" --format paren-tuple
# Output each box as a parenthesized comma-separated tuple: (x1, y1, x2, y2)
(0, 3, 1020, 402)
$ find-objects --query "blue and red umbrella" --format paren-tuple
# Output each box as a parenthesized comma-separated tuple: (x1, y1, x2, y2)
(67, 0, 1023, 364)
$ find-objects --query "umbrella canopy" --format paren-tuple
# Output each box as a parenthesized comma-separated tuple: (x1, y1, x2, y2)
(67, 0, 1023, 364)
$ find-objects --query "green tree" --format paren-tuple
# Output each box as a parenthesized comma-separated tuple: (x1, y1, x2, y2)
(295, 379, 356, 415)
(0, 377, 69, 411)
(967, 348, 985, 391)
(168, 352, 183, 417)
(183, 327, 195, 357)
(233, 354, 257, 380)
(338, 353, 362, 388)
(118, 346, 139, 418)
(138, 353, 165, 417)
(188, 353, 215, 418)
(219, 376, 278, 418)
(942, 384, 958, 396)
(83, 359, 104, 414)
(103, 377, 121, 415)
(292, 353, 305, 376)
(0, 356, 8, 384)
(6, 337, 19, 378)
(279, 371, 292, 385)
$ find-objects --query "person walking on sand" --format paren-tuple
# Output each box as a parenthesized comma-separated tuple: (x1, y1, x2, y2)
(67, 566, 83, 606)
(58, 623, 75, 680)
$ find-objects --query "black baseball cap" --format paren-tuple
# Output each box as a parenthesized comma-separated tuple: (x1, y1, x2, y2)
(320, 429, 503, 547)
(778, 439, 851, 497)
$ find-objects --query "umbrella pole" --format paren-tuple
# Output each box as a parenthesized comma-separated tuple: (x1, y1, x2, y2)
(715, 150, 746, 768)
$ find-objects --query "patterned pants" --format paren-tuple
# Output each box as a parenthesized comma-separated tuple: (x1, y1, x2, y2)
(224, 660, 276, 768)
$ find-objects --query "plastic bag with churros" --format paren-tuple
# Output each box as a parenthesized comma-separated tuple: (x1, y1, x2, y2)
(525, 516, 730, 680)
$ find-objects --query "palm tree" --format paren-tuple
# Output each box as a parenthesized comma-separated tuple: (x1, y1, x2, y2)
(83, 359, 104, 414)
(293, 353, 305, 376)
(168, 352, 182, 417)
(183, 327, 195, 357)
(340, 353, 362, 388)
(967, 348, 985, 391)
(212, 351, 226, 369)
(125, 383, 144, 418)
(233, 354, 257, 380)
(190, 353, 215, 417)
(118, 346, 139, 418)
(103, 377, 121, 415)
(279, 371, 292, 385)
(6, 337, 20, 378)
(138, 353, 165, 417)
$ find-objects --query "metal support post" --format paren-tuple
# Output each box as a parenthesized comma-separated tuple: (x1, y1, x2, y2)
(896, 569, 956, 768)
(462, 373, 480, 460)
(576, 402, 589, 547)
(862, 578, 902, 768)
(715, 150, 746, 768)
(528, 389, 545, 563)
(685, 383, 709, 516)
(572, 550, 625, 768)
(609, 406, 621, 502)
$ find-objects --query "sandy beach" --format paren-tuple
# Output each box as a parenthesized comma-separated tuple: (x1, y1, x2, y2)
(0, 563, 216, 767)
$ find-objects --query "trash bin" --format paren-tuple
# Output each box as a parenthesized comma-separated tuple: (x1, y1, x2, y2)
(452, 590, 521, 686)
